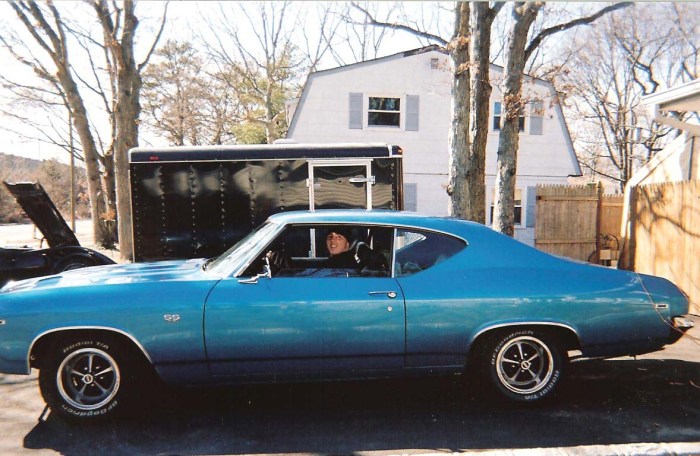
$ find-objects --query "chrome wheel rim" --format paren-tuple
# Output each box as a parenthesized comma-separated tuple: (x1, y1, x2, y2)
(496, 336, 554, 395)
(57, 348, 120, 410)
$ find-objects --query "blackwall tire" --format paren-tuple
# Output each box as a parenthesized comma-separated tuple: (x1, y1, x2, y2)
(39, 338, 133, 421)
(483, 329, 564, 402)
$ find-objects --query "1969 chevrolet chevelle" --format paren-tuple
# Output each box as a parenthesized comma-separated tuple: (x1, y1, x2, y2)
(0, 210, 694, 420)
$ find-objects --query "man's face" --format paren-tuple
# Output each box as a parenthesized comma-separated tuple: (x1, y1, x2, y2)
(326, 232, 350, 256)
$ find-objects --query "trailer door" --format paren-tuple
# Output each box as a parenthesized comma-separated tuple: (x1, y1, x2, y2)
(308, 160, 374, 211)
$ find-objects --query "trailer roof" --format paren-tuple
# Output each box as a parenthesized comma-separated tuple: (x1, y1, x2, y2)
(129, 143, 402, 163)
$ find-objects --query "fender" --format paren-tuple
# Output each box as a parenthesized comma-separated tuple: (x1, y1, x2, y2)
(27, 325, 153, 374)
(469, 320, 581, 348)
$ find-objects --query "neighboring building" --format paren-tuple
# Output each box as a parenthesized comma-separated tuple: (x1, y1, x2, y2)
(626, 78, 700, 187)
(286, 46, 581, 245)
(621, 78, 700, 239)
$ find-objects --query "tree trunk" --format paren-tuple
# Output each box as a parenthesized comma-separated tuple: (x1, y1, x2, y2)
(446, 2, 470, 218)
(64, 85, 109, 246)
(493, 2, 541, 237)
(113, 0, 140, 261)
(466, 3, 500, 224)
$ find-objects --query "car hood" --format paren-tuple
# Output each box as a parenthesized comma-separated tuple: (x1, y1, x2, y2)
(1, 258, 211, 294)
(3, 181, 79, 247)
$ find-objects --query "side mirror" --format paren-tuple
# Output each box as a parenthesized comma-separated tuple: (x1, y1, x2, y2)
(238, 256, 273, 284)
(264, 255, 272, 277)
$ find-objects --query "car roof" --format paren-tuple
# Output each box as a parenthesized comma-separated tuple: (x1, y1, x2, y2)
(266, 210, 487, 236)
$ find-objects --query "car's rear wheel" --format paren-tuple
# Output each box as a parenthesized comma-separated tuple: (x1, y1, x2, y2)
(481, 329, 564, 402)
(39, 337, 134, 421)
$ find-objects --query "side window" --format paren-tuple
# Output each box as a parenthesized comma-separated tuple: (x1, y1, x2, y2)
(394, 229, 466, 277)
(245, 224, 393, 278)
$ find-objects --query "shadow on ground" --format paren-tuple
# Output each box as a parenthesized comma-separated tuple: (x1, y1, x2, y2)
(23, 358, 700, 455)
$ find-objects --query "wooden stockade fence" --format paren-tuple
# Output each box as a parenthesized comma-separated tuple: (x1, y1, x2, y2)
(535, 184, 624, 264)
(629, 180, 700, 314)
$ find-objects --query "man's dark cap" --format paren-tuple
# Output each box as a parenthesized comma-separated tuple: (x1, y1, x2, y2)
(326, 226, 353, 241)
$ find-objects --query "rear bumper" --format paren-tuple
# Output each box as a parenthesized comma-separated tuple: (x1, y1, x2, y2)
(669, 315, 695, 344)
(673, 316, 695, 329)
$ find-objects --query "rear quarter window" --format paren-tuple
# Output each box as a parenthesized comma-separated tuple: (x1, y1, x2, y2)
(394, 229, 466, 277)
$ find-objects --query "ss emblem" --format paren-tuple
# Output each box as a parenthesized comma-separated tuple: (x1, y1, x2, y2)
(163, 314, 181, 323)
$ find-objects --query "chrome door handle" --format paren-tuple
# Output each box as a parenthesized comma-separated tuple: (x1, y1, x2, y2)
(369, 291, 397, 298)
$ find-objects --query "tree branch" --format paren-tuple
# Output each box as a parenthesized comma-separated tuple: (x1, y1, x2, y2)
(138, 1, 169, 71)
(524, 2, 633, 62)
(349, 1, 448, 47)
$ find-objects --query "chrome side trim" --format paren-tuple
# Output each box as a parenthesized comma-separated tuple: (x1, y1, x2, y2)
(27, 326, 153, 374)
(470, 321, 581, 345)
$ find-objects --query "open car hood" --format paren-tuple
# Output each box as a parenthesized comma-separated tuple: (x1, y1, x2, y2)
(3, 181, 80, 247)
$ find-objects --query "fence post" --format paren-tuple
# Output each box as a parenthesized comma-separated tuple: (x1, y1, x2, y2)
(627, 186, 637, 270)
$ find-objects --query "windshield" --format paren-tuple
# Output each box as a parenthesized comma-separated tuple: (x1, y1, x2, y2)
(205, 222, 279, 275)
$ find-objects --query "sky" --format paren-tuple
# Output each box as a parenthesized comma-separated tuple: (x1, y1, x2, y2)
(0, 1, 445, 164)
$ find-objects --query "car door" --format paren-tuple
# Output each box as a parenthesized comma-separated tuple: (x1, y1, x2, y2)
(204, 224, 405, 378)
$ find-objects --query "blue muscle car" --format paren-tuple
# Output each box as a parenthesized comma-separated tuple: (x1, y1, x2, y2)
(0, 210, 693, 420)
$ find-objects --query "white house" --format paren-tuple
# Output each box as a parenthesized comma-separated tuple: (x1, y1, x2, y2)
(286, 46, 581, 245)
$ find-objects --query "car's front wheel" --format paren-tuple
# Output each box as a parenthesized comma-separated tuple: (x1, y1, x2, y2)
(481, 329, 564, 402)
(39, 337, 134, 420)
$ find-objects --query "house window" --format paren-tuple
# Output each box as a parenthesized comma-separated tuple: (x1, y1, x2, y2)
(493, 102, 525, 132)
(490, 188, 523, 226)
(368, 97, 401, 127)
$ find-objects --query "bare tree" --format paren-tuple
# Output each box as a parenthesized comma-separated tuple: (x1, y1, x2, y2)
(492, 2, 542, 237)
(204, 1, 303, 144)
(446, 3, 470, 218)
(492, 2, 632, 237)
(3, 1, 166, 256)
(92, 0, 167, 260)
(463, 2, 504, 223)
(558, 3, 699, 192)
(6, 0, 110, 245)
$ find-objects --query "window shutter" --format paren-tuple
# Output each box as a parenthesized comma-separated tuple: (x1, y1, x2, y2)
(405, 95, 419, 131)
(349, 93, 363, 129)
(529, 102, 543, 135)
(525, 186, 537, 228)
(404, 183, 418, 211)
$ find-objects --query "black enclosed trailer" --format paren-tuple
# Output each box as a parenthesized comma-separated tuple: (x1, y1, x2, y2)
(129, 143, 404, 262)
